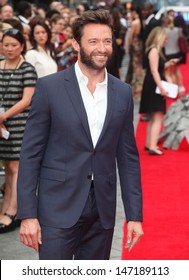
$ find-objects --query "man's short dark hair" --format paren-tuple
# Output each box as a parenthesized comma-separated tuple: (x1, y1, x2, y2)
(72, 10, 113, 44)
(16, 1, 31, 16)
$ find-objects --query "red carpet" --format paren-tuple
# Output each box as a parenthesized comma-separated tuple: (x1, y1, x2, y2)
(122, 54, 189, 260)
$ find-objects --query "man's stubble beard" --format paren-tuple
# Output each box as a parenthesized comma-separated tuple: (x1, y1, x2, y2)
(79, 45, 112, 70)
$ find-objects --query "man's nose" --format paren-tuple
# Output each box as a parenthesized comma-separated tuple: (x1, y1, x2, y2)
(97, 41, 106, 51)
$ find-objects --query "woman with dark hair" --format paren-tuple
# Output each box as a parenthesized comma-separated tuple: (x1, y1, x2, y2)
(25, 19, 57, 77)
(126, 7, 145, 101)
(0, 22, 13, 60)
(3, 18, 24, 34)
(0, 28, 37, 233)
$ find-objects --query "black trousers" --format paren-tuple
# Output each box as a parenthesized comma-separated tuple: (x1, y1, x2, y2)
(39, 183, 114, 260)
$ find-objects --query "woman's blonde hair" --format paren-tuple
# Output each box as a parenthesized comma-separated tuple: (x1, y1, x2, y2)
(145, 26, 167, 58)
(161, 15, 174, 28)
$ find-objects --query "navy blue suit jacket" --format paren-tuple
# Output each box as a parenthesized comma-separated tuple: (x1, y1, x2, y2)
(17, 65, 143, 229)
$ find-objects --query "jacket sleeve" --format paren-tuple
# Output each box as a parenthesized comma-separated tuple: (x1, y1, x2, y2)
(116, 86, 143, 222)
(17, 78, 51, 219)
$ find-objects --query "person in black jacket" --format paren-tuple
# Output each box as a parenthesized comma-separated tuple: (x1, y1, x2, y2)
(140, 2, 161, 121)
(141, 2, 161, 67)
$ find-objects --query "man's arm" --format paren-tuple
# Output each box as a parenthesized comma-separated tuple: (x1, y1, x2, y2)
(17, 79, 51, 220)
(116, 85, 143, 251)
(17, 79, 51, 249)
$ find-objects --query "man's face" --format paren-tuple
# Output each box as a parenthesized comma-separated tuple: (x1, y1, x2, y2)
(141, 7, 151, 20)
(26, 7, 32, 18)
(1, 5, 13, 20)
(75, 23, 113, 70)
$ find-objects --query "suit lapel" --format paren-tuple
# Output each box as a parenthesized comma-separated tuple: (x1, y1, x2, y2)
(63, 67, 116, 148)
(96, 75, 116, 147)
(63, 66, 93, 145)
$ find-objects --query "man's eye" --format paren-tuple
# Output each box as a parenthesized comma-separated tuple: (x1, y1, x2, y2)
(105, 40, 112, 44)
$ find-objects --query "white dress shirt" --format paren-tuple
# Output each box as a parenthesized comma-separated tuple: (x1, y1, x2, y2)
(25, 46, 57, 78)
(75, 62, 108, 148)
(145, 14, 155, 25)
(18, 15, 29, 25)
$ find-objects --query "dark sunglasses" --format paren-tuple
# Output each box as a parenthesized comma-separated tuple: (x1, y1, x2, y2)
(3, 28, 20, 36)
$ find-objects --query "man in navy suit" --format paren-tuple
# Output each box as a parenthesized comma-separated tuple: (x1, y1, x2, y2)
(141, 2, 161, 69)
(17, 10, 143, 260)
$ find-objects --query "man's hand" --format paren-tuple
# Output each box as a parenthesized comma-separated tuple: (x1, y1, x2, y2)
(125, 221, 144, 252)
(20, 218, 42, 252)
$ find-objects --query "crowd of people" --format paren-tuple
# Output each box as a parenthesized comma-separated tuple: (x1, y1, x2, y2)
(0, 0, 188, 260)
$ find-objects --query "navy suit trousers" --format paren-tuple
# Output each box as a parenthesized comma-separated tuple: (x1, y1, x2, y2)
(39, 183, 114, 260)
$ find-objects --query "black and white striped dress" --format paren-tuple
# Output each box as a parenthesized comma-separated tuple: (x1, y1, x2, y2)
(0, 61, 37, 160)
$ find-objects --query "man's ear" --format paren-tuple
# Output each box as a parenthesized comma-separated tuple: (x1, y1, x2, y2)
(72, 38, 80, 52)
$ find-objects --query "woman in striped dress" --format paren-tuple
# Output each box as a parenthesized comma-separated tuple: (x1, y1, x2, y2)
(0, 28, 37, 233)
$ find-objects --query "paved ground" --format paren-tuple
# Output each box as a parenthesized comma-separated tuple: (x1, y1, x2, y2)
(0, 101, 140, 260)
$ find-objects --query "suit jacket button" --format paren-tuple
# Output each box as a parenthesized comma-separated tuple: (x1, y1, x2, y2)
(87, 175, 92, 180)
